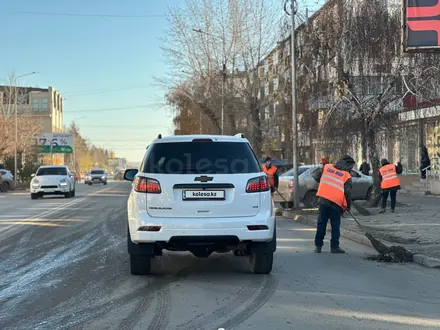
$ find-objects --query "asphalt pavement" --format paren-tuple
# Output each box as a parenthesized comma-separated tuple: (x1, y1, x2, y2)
(1, 182, 440, 330)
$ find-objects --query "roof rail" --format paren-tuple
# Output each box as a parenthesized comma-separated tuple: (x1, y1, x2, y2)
(157, 134, 162, 139)
(234, 133, 245, 138)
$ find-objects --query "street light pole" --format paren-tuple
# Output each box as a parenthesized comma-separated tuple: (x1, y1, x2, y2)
(14, 71, 36, 186)
(286, 0, 300, 209)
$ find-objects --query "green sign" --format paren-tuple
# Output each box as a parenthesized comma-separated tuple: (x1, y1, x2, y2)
(38, 145, 74, 154)
(37, 133, 74, 154)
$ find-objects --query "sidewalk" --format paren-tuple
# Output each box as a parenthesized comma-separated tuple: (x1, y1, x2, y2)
(281, 192, 440, 268)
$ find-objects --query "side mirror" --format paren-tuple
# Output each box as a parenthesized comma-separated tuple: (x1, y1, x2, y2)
(31, 173, 36, 178)
(124, 169, 138, 181)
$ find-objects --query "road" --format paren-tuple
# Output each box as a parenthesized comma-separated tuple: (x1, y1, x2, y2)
(1, 182, 440, 330)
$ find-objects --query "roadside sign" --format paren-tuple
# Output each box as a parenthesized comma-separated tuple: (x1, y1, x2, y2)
(37, 133, 74, 154)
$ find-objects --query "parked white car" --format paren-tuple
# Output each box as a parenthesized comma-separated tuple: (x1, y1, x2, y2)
(30, 165, 76, 199)
(124, 134, 276, 275)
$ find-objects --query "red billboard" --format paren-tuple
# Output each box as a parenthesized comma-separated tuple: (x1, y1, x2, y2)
(403, 0, 440, 52)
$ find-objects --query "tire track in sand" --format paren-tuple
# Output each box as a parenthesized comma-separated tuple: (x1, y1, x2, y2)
(214, 276, 278, 330)
(177, 275, 267, 329)
(117, 259, 215, 330)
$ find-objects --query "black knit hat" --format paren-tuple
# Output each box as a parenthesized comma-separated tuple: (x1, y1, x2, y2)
(341, 155, 355, 165)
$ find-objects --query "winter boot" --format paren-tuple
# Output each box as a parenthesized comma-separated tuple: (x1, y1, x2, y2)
(331, 247, 345, 254)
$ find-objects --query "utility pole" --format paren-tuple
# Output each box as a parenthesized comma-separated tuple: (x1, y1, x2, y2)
(221, 62, 226, 135)
(14, 72, 37, 186)
(285, 0, 300, 209)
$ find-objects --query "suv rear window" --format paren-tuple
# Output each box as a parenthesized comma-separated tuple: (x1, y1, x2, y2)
(91, 170, 105, 174)
(142, 141, 261, 174)
(37, 167, 67, 176)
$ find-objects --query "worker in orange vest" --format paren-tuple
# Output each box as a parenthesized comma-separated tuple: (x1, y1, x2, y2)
(262, 156, 279, 195)
(312, 155, 355, 253)
(378, 158, 403, 213)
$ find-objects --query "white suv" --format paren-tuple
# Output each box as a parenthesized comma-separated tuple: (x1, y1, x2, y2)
(124, 134, 276, 275)
(30, 165, 76, 199)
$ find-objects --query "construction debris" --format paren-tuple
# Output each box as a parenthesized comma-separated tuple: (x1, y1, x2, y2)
(366, 246, 414, 263)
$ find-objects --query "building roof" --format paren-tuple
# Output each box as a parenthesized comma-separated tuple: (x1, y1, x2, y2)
(0, 85, 50, 93)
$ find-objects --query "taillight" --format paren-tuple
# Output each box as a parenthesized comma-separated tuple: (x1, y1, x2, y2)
(134, 177, 161, 194)
(288, 179, 294, 189)
(246, 176, 270, 193)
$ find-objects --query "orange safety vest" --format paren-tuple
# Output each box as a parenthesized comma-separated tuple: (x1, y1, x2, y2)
(316, 164, 351, 208)
(262, 164, 277, 187)
(379, 164, 400, 189)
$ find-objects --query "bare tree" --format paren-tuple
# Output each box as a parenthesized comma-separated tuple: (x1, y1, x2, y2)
(160, 0, 282, 153)
(0, 73, 41, 168)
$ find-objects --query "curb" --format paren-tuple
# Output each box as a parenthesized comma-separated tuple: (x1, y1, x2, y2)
(281, 210, 440, 269)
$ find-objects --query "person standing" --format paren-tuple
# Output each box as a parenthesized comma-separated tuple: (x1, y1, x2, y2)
(312, 155, 355, 254)
(359, 159, 371, 176)
(320, 156, 329, 166)
(378, 158, 403, 213)
(262, 156, 279, 196)
(420, 146, 430, 179)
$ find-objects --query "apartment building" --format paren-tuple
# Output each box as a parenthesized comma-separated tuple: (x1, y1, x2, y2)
(0, 85, 65, 165)
(0, 85, 64, 133)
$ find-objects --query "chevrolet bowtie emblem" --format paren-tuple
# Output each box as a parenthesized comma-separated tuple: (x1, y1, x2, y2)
(194, 176, 213, 182)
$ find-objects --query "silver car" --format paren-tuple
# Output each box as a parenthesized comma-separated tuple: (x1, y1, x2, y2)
(0, 169, 15, 192)
(273, 165, 373, 208)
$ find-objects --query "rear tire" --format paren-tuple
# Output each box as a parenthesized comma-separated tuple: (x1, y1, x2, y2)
(0, 182, 10, 192)
(303, 190, 318, 208)
(366, 187, 372, 201)
(249, 252, 273, 274)
(130, 255, 152, 275)
(31, 193, 38, 200)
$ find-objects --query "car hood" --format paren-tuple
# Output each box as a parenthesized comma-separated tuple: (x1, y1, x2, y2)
(34, 175, 68, 185)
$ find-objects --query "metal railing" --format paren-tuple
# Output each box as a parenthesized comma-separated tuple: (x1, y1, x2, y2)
(423, 157, 440, 194)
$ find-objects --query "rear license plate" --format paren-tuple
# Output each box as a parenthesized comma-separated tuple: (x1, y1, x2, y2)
(182, 190, 225, 200)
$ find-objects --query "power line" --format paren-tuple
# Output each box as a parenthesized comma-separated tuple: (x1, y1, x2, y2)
(12, 11, 170, 18)
(64, 105, 156, 113)
(73, 124, 169, 129)
(63, 86, 149, 97)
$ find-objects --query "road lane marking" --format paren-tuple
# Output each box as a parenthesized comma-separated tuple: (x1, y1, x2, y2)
(0, 183, 127, 234)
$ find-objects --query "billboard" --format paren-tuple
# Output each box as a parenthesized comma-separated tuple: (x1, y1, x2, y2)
(37, 133, 74, 154)
(403, 0, 440, 52)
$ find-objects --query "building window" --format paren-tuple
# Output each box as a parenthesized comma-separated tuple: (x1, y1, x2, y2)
(273, 51, 278, 66)
(42, 97, 48, 111)
(32, 98, 39, 111)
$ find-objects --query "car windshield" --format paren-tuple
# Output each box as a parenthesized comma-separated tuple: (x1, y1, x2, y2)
(142, 141, 260, 174)
(281, 166, 313, 177)
(37, 167, 67, 176)
(91, 170, 105, 174)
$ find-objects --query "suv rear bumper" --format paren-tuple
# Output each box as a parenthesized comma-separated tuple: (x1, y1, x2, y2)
(128, 211, 275, 243)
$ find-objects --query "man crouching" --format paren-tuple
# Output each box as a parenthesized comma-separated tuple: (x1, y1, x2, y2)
(311, 155, 355, 253)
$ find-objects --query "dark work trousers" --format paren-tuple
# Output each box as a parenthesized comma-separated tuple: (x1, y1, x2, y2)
(381, 189, 397, 210)
(421, 168, 427, 179)
(314, 204, 341, 249)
